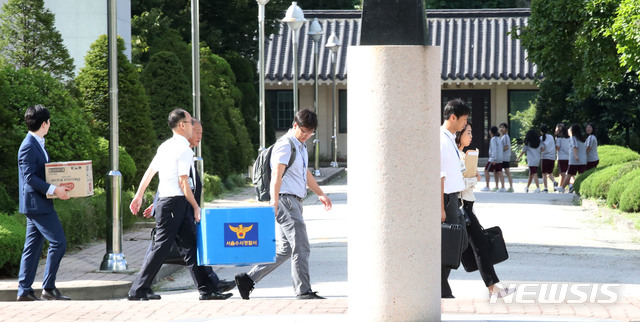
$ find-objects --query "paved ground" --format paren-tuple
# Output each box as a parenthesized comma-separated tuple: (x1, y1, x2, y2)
(1, 166, 640, 321)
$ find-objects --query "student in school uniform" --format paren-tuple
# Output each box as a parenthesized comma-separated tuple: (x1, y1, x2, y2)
(539, 124, 557, 193)
(499, 123, 514, 192)
(585, 123, 600, 171)
(516, 129, 542, 193)
(557, 124, 587, 193)
(554, 124, 571, 192)
(481, 126, 504, 192)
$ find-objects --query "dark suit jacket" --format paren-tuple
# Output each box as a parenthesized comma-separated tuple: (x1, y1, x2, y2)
(18, 133, 54, 215)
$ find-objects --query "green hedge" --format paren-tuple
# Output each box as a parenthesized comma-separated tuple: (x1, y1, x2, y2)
(579, 161, 640, 199)
(597, 145, 640, 167)
(0, 213, 26, 276)
(203, 173, 223, 202)
(607, 168, 640, 208)
(575, 145, 640, 194)
(619, 175, 640, 212)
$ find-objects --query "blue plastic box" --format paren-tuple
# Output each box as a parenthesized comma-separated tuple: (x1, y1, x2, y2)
(197, 207, 276, 266)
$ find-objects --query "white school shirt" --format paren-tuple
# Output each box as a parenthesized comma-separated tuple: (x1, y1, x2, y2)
(586, 134, 599, 162)
(569, 137, 587, 165)
(540, 134, 556, 160)
(501, 134, 511, 162)
(488, 136, 503, 163)
(522, 144, 541, 167)
(556, 137, 570, 161)
(271, 130, 308, 198)
(149, 134, 194, 198)
(440, 126, 465, 194)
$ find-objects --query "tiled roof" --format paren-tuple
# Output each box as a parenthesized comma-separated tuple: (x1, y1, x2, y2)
(264, 8, 539, 85)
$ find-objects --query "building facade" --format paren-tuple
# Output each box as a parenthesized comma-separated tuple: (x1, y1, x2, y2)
(264, 9, 539, 160)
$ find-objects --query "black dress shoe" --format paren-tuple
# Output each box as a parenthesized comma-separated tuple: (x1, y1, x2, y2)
(17, 293, 42, 301)
(441, 294, 455, 299)
(127, 294, 149, 301)
(147, 291, 161, 300)
(216, 279, 236, 293)
(234, 272, 254, 300)
(199, 292, 233, 300)
(42, 288, 71, 300)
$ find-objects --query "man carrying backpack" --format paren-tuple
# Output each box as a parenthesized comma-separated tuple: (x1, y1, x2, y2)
(235, 109, 332, 300)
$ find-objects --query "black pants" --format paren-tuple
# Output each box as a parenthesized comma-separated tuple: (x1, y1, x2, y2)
(463, 200, 499, 287)
(441, 193, 463, 298)
(142, 206, 222, 291)
(129, 197, 216, 297)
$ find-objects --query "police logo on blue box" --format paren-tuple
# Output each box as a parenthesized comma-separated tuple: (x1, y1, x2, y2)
(224, 222, 259, 247)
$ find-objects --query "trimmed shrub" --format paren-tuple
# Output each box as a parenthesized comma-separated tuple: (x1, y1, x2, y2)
(573, 167, 597, 194)
(203, 173, 223, 202)
(92, 137, 137, 190)
(76, 35, 157, 183)
(607, 168, 640, 208)
(597, 145, 640, 168)
(0, 185, 17, 214)
(0, 212, 26, 275)
(579, 161, 640, 199)
(575, 145, 640, 195)
(619, 175, 640, 212)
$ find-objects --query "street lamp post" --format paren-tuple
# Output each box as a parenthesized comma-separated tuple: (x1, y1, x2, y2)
(283, 2, 306, 114)
(325, 32, 341, 168)
(100, 0, 127, 271)
(308, 18, 323, 176)
(257, 0, 270, 151)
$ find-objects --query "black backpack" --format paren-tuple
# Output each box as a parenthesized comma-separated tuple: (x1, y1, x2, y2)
(253, 138, 297, 201)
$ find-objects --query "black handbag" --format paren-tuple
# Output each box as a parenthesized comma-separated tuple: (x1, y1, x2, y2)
(441, 223, 465, 269)
(461, 226, 509, 272)
(150, 228, 186, 266)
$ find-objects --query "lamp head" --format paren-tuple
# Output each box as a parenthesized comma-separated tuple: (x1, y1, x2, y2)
(283, 1, 306, 31)
(325, 32, 341, 53)
(308, 18, 323, 42)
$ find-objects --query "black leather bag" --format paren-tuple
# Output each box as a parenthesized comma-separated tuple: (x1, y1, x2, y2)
(461, 226, 508, 272)
(441, 223, 465, 269)
(150, 228, 186, 266)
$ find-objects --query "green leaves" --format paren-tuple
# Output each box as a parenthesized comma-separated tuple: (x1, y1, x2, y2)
(0, 0, 74, 81)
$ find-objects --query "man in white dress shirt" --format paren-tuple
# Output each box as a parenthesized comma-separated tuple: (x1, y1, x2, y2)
(440, 99, 470, 299)
(127, 109, 229, 301)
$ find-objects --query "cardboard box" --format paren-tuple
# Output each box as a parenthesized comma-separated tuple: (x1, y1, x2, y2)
(197, 207, 276, 266)
(45, 161, 94, 198)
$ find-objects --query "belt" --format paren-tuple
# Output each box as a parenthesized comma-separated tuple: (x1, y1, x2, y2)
(280, 193, 303, 202)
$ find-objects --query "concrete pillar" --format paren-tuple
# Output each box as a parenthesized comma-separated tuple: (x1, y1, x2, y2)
(347, 46, 442, 320)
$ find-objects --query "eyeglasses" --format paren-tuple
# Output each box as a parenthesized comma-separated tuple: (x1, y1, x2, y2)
(299, 127, 314, 136)
(182, 119, 194, 126)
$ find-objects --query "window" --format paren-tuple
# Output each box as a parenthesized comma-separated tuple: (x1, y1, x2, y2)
(508, 90, 538, 141)
(339, 89, 347, 133)
(266, 90, 294, 130)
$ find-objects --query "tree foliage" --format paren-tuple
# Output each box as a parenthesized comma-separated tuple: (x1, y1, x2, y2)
(518, 0, 640, 150)
(76, 35, 156, 182)
(609, 0, 640, 73)
(0, 0, 74, 81)
(140, 51, 191, 142)
(0, 67, 97, 206)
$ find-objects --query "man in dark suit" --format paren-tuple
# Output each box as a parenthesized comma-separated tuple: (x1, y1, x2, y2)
(17, 104, 72, 301)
